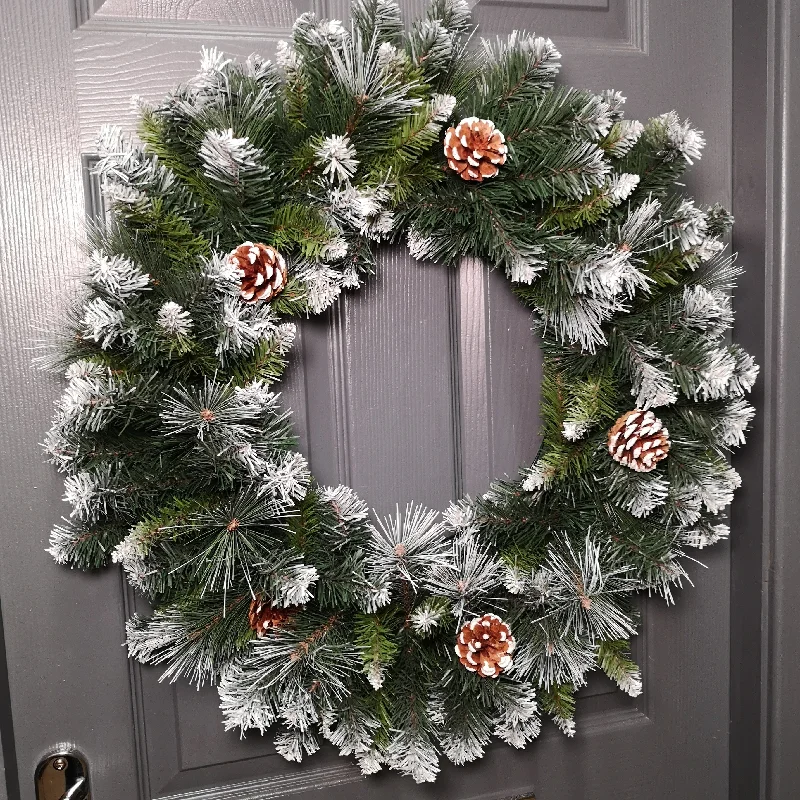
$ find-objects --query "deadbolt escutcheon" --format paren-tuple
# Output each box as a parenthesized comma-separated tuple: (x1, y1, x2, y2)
(35, 751, 90, 800)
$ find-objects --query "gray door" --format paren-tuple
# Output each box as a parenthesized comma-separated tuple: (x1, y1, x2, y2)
(0, 1, 752, 799)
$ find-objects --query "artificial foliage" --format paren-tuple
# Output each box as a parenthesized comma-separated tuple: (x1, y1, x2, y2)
(40, 0, 758, 783)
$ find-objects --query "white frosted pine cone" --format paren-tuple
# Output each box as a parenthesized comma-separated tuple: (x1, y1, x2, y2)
(607, 409, 671, 472)
(444, 118, 508, 182)
(228, 241, 287, 303)
(454, 613, 515, 678)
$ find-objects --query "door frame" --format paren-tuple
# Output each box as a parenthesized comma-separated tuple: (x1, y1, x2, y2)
(730, 0, 800, 797)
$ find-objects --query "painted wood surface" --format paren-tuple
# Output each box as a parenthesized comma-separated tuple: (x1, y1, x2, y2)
(0, 1, 755, 798)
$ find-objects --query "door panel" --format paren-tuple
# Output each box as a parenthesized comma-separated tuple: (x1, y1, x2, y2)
(0, 0, 732, 798)
(322, 247, 463, 508)
(473, 0, 645, 54)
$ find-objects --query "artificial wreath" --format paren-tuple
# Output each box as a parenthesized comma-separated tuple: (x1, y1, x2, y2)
(41, 0, 758, 783)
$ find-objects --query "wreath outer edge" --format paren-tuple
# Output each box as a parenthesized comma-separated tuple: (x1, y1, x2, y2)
(38, 0, 758, 783)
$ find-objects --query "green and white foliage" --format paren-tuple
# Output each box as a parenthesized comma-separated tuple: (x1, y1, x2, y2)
(39, 0, 756, 783)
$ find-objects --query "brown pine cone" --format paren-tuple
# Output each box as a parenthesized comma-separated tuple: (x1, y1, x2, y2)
(227, 241, 287, 304)
(444, 117, 508, 182)
(607, 409, 671, 472)
(248, 596, 296, 638)
(455, 613, 516, 678)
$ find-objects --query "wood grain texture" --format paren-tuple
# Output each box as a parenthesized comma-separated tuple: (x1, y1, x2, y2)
(457, 258, 543, 495)
(72, 35, 287, 151)
(336, 246, 459, 513)
(75, 0, 317, 33)
(457, 258, 493, 495)
(158, 765, 365, 800)
(94, 0, 299, 25)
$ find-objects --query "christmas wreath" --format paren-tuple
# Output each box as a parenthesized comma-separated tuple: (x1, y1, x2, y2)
(41, 0, 758, 783)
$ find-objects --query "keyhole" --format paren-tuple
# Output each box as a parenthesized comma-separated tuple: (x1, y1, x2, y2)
(34, 751, 90, 800)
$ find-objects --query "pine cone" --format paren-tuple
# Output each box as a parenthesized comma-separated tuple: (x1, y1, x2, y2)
(248, 596, 296, 638)
(228, 242, 287, 303)
(607, 409, 671, 472)
(444, 117, 508, 182)
(455, 613, 516, 678)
